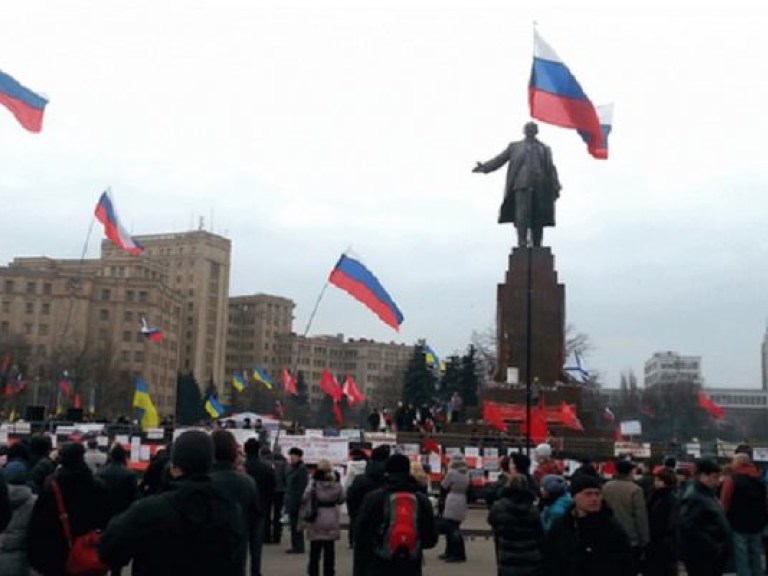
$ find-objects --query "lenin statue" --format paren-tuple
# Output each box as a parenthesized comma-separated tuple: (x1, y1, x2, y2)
(473, 121, 561, 248)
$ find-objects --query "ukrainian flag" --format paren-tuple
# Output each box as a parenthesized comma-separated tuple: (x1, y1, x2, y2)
(252, 367, 273, 390)
(232, 372, 246, 393)
(205, 396, 225, 419)
(133, 377, 159, 431)
(424, 344, 440, 370)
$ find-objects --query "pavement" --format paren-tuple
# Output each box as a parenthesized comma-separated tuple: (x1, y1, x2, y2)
(259, 507, 497, 575)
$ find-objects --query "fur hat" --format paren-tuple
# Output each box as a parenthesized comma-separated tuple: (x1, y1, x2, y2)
(534, 443, 552, 458)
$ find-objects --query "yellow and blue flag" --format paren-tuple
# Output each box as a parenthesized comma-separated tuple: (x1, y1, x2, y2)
(205, 396, 225, 419)
(253, 368, 273, 390)
(232, 372, 246, 393)
(133, 377, 159, 431)
(424, 344, 440, 370)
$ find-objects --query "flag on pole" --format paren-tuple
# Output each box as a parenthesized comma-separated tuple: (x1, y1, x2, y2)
(282, 369, 298, 396)
(698, 392, 725, 420)
(58, 377, 73, 397)
(205, 396, 225, 419)
(328, 254, 404, 331)
(424, 344, 440, 371)
(319, 369, 343, 403)
(140, 317, 164, 342)
(529, 29, 611, 159)
(133, 377, 159, 431)
(252, 368, 274, 390)
(94, 190, 144, 255)
(0, 69, 48, 133)
(342, 375, 366, 407)
(231, 373, 246, 393)
(563, 351, 590, 384)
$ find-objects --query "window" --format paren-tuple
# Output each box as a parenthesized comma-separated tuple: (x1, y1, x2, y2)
(38, 324, 48, 335)
(41, 302, 50, 315)
(3, 280, 14, 293)
(121, 350, 130, 362)
(100, 289, 111, 301)
(99, 309, 109, 321)
(43, 283, 52, 295)
(1, 301, 8, 313)
(123, 331, 132, 342)
(24, 323, 32, 335)
(124, 310, 133, 322)
(0, 321, 8, 335)
(26, 282, 36, 294)
(138, 291, 148, 304)
(25, 302, 34, 314)
(126, 290, 135, 302)
(134, 351, 144, 363)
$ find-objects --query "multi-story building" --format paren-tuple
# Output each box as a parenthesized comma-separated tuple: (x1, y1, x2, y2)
(762, 325, 768, 391)
(276, 333, 413, 407)
(224, 294, 295, 402)
(102, 230, 231, 388)
(644, 351, 703, 387)
(0, 255, 182, 415)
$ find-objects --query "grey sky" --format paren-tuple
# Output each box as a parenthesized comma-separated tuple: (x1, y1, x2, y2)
(1, 1, 766, 388)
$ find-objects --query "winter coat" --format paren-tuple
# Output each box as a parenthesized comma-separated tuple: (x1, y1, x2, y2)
(488, 487, 544, 576)
(533, 460, 561, 483)
(211, 460, 262, 536)
(644, 487, 679, 576)
(540, 492, 572, 532)
(97, 462, 139, 521)
(720, 461, 767, 534)
(83, 448, 107, 473)
(272, 453, 288, 493)
(346, 460, 386, 519)
(244, 454, 276, 515)
(601, 477, 649, 548)
(679, 480, 732, 573)
(0, 484, 36, 576)
(27, 464, 109, 576)
(302, 472, 345, 541)
(353, 473, 438, 576)
(441, 461, 470, 522)
(0, 472, 9, 532)
(27, 456, 55, 495)
(99, 474, 247, 576)
(543, 504, 633, 576)
(285, 460, 309, 515)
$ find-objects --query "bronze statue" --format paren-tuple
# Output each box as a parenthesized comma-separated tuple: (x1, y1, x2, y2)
(473, 121, 561, 247)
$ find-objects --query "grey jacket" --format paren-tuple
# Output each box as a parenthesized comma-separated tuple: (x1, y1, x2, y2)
(601, 478, 650, 548)
(441, 461, 470, 522)
(301, 475, 345, 541)
(0, 484, 36, 575)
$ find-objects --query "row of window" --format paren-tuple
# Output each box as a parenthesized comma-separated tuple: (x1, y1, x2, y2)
(1, 301, 52, 315)
(1, 280, 54, 295)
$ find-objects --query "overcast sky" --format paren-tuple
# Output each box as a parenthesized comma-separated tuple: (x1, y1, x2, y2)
(1, 1, 766, 389)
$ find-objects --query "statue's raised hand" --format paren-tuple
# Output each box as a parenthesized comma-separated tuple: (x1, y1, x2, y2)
(472, 162, 484, 173)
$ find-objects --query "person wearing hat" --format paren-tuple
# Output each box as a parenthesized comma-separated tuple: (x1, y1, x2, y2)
(543, 473, 633, 576)
(439, 452, 470, 562)
(346, 444, 391, 547)
(99, 430, 247, 575)
(533, 443, 561, 483)
(285, 446, 309, 554)
(644, 467, 679, 576)
(601, 458, 649, 573)
(0, 460, 36, 575)
(539, 474, 571, 532)
(28, 442, 109, 576)
(679, 458, 732, 576)
(353, 454, 437, 576)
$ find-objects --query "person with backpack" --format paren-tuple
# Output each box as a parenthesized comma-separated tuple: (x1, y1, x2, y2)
(27, 442, 109, 576)
(301, 459, 344, 576)
(98, 430, 247, 575)
(346, 445, 390, 547)
(353, 454, 438, 576)
(439, 453, 470, 563)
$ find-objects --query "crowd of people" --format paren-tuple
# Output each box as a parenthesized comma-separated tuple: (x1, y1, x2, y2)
(0, 430, 764, 575)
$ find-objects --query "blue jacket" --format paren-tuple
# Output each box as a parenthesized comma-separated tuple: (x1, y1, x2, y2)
(541, 493, 572, 532)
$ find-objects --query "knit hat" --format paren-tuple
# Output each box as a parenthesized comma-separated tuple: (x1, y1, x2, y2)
(171, 430, 214, 474)
(3, 460, 27, 485)
(569, 474, 601, 495)
(384, 454, 411, 475)
(541, 474, 567, 496)
(534, 443, 552, 458)
(59, 442, 86, 469)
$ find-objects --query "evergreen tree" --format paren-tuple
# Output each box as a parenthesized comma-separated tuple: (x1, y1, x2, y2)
(175, 372, 204, 425)
(402, 344, 437, 405)
(458, 345, 481, 407)
(437, 355, 462, 402)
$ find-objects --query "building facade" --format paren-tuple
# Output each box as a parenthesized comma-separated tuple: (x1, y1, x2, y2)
(644, 351, 703, 387)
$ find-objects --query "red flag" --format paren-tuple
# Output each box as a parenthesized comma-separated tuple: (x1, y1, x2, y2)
(423, 437, 440, 454)
(282, 369, 298, 396)
(58, 378, 72, 397)
(482, 401, 508, 432)
(73, 394, 82, 409)
(614, 426, 623, 441)
(319, 369, 343, 403)
(332, 401, 343, 427)
(342, 375, 366, 407)
(527, 407, 548, 444)
(0, 353, 10, 375)
(559, 402, 584, 432)
(698, 392, 725, 420)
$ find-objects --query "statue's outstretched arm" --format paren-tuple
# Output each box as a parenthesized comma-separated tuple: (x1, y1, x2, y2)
(472, 146, 510, 174)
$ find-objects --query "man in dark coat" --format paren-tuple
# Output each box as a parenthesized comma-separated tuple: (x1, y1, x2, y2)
(243, 438, 275, 576)
(679, 458, 732, 576)
(99, 430, 247, 575)
(0, 468, 10, 532)
(268, 446, 288, 544)
(353, 454, 438, 576)
(346, 445, 390, 527)
(97, 443, 138, 523)
(28, 442, 110, 575)
(285, 446, 309, 554)
(543, 474, 633, 576)
(27, 433, 56, 494)
(473, 121, 561, 248)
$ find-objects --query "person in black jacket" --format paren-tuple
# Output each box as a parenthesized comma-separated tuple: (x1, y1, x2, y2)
(243, 438, 275, 576)
(27, 442, 109, 575)
(346, 445, 390, 538)
(644, 467, 679, 576)
(679, 458, 732, 576)
(26, 434, 55, 495)
(488, 473, 544, 576)
(285, 446, 309, 554)
(543, 474, 633, 576)
(99, 430, 247, 575)
(0, 469, 10, 533)
(353, 454, 437, 576)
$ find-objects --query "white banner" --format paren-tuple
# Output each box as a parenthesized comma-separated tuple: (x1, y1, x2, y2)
(620, 420, 642, 436)
(753, 447, 768, 462)
(614, 441, 651, 458)
(277, 435, 349, 464)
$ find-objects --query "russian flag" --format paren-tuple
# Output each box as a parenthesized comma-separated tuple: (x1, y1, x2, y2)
(94, 190, 144, 255)
(140, 317, 164, 342)
(0, 69, 48, 133)
(529, 29, 611, 159)
(328, 254, 404, 331)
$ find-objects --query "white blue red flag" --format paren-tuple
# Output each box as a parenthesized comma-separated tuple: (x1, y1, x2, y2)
(529, 29, 612, 159)
(94, 190, 144, 255)
(140, 317, 164, 342)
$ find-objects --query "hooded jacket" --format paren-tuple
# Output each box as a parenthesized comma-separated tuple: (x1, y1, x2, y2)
(679, 480, 732, 571)
(488, 486, 544, 576)
(719, 461, 767, 533)
(346, 459, 386, 519)
(441, 458, 470, 522)
(302, 470, 345, 541)
(0, 483, 36, 575)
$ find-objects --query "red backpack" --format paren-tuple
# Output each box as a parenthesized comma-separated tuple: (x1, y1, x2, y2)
(376, 492, 420, 561)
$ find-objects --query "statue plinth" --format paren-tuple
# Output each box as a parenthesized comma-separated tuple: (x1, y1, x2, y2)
(496, 247, 565, 386)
